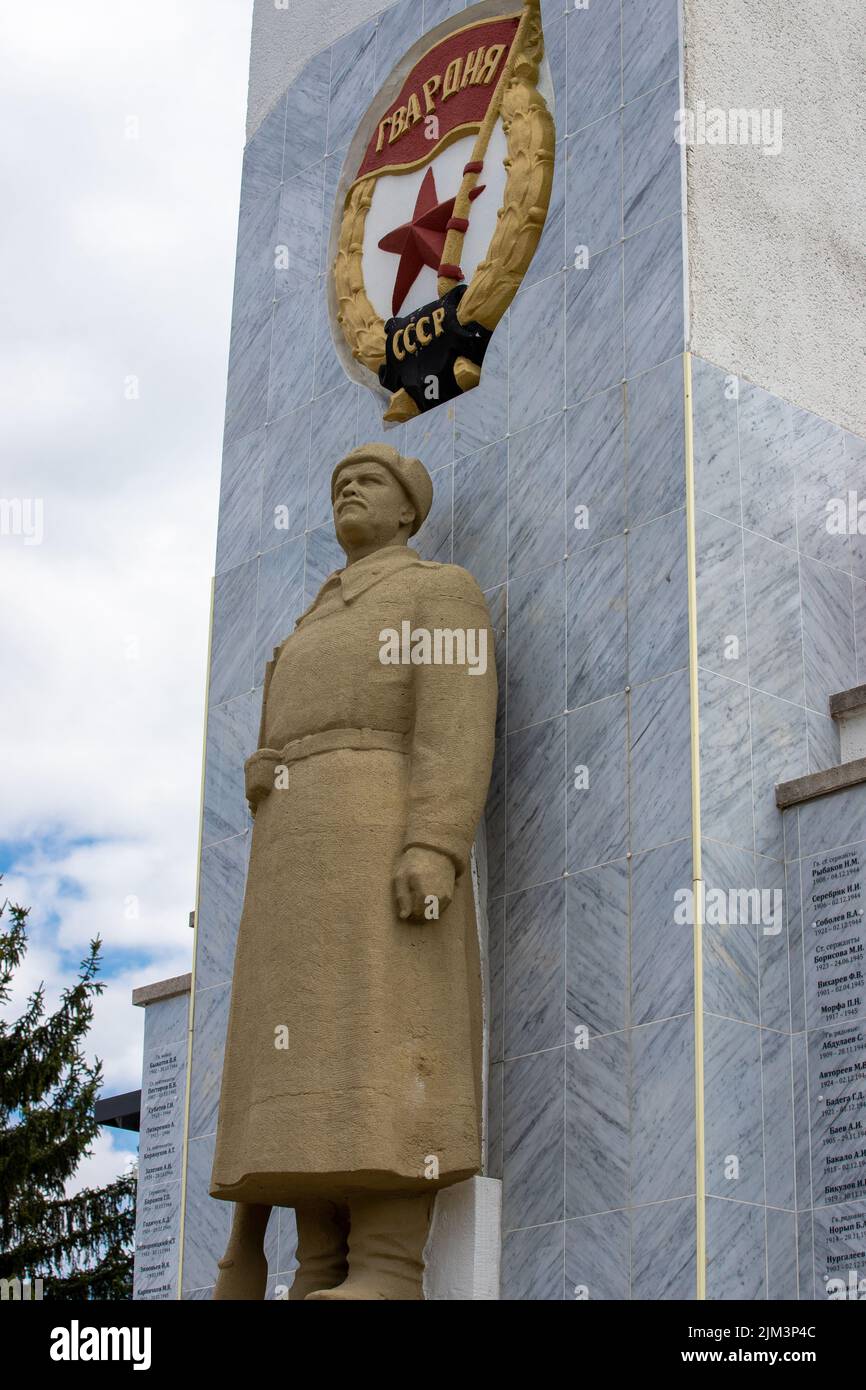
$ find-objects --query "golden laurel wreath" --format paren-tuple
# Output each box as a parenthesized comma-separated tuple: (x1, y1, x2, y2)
(333, 0, 555, 421)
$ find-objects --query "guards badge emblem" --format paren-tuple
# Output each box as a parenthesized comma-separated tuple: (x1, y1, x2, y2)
(330, 0, 555, 424)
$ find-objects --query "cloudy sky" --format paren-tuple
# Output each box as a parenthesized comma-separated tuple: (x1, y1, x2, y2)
(0, 1, 252, 1187)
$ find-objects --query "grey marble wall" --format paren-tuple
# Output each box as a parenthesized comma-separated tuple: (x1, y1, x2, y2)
(692, 358, 866, 1298)
(182, 0, 698, 1301)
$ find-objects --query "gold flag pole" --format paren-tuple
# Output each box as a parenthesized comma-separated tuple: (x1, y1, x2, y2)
(436, 0, 540, 299)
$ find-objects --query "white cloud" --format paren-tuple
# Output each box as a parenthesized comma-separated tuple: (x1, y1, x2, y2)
(0, 0, 252, 1172)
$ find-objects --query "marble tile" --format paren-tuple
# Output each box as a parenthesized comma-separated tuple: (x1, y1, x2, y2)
(568, 535, 627, 705)
(542, 8, 566, 132)
(486, 582, 507, 741)
(856, 578, 866, 682)
(303, 523, 343, 606)
(488, 896, 505, 1065)
(761, 1025, 797, 1212)
(230, 186, 280, 362)
(182, 1133, 229, 1293)
(216, 426, 265, 576)
(307, 382, 358, 531)
(797, 779, 866, 859)
(631, 1013, 695, 1203)
(506, 716, 567, 892)
(327, 19, 378, 156)
(695, 509, 749, 684)
(501, 1222, 564, 1300)
(487, 1060, 503, 1180)
(224, 311, 271, 445)
(486, 735, 507, 898)
(757, 854, 792, 1033)
(623, 214, 684, 378)
(622, 0, 680, 104)
(375, 0, 423, 84)
(313, 282, 347, 399)
(846, 430, 866, 579)
(692, 356, 741, 524)
(505, 879, 566, 1059)
(283, 50, 330, 182)
(565, 0, 622, 135)
(525, 135, 566, 287)
(807, 709, 840, 773)
(202, 691, 259, 847)
(566, 384, 626, 550)
(629, 669, 691, 853)
(766, 1208, 798, 1300)
(564, 113, 621, 258)
(242, 95, 285, 200)
(795, 1208, 815, 1298)
(422, 0, 466, 30)
(453, 441, 507, 592)
(627, 509, 688, 684)
(631, 1197, 696, 1299)
(566, 1028, 629, 1217)
(414, 463, 453, 564)
(566, 858, 629, 1038)
(454, 316, 508, 458)
(800, 553, 856, 714)
(705, 1197, 767, 1300)
(209, 558, 257, 706)
(404, 399, 454, 474)
(509, 411, 566, 581)
(791, 405, 848, 571)
(742, 528, 805, 706)
(750, 688, 808, 862)
(703, 1015, 764, 1203)
(564, 1210, 630, 1301)
(738, 382, 795, 546)
(701, 839, 760, 1025)
(503, 1047, 565, 1230)
(510, 273, 565, 430)
(567, 694, 628, 870)
(357, 385, 400, 453)
(261, 403, 311, 549)
(565, 243, 624, 403)
(698, 669, 754, 854)
(623, 80, 681, 237)
(791, 1030, 811, 1212)
(507, 561, 566, 732)
(318, 152, 344, 277)
(188, 983, 230, 1139)
(196, 832, 248, 992)
(630, 837, 693, 1026)
(255, 535, 306, 682)
(268, 283, 317, 421)
(275, 161, 325, 295)
(626, 353, 686, 526)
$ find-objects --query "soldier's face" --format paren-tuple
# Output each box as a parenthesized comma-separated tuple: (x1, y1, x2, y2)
(333, 461, 414, 550)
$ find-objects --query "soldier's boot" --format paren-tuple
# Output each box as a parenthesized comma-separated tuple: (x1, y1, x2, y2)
(288, 1198, 350, 1300)
(305, 1192, 433, 1301)
(213, 1202, 271, 1300)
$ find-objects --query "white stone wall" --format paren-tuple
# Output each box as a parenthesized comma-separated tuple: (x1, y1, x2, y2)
(684, 0, 866, 436)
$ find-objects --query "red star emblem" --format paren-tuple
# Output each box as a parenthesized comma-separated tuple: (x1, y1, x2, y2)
(378, 166, 483, 318)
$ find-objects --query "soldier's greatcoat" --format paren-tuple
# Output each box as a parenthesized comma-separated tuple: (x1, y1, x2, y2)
(210, 545, 497, 1204)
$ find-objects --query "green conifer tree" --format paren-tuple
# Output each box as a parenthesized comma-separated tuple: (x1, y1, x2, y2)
(0, 892, 136, 1299)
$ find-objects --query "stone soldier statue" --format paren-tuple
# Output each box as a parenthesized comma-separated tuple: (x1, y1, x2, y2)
(211, 443, 497, 1300)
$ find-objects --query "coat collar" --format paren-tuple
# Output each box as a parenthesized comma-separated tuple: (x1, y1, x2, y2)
(296, 546, 422, 628)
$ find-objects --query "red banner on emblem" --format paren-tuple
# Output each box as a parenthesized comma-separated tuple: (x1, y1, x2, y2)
(353, 13, 521, 185)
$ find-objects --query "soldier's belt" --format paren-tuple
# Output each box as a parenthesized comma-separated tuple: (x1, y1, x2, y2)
(245, 727, 410, 807)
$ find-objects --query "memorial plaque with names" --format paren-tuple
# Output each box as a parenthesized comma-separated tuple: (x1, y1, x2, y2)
(133, 1034, 187, 1300)
(805, 845, 866, 1032)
